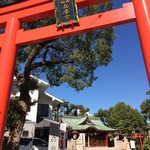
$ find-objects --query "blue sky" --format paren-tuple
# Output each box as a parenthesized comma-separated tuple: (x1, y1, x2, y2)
(47, 0, 149, 114)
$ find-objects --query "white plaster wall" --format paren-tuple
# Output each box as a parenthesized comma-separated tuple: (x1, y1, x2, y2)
(38, 93, 52, 104)
(26, 90, 39, 122)
(48, 105, 53, 119)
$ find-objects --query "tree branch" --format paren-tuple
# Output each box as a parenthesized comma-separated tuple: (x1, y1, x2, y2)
(24, 44, 42, 79)
(15, 69, 22, 80)
(31, 60, 74, 70)
(48, 44, 65, 52)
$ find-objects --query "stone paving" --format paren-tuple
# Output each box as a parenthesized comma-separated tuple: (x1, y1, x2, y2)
(83, 147, 116, 150)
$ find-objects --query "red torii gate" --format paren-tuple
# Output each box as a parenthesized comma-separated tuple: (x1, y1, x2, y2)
(130, 134, 144, 149)
(0, 0, 149, 148)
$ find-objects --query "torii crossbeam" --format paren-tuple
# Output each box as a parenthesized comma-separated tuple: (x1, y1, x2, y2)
(0, 0, 150, 148)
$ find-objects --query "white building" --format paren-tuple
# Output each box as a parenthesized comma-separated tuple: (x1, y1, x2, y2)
(10, 76, 63, 142)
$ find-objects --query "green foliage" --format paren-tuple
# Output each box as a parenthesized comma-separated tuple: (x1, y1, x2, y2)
(95, 102, 146, 134)
(66, 103, 89, 116)
(140, 90, 150, 121)
(52, 101, 89, 121)
(142, 136, 150, 150)
(141, 99, 150, 121)
(94, 109, 109, 125)
(6, 98, 21, 131)
(14, 1, 115, 91)
(0, 0, 18, 5)
(0, 1, 5, 6)
(108, 102, 146, 134)
(28, 78, 39, 90)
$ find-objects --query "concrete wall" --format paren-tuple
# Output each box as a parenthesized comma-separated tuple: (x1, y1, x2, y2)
(22, 122, 35, 138)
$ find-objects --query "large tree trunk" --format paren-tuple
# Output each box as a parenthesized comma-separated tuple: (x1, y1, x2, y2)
(3, 43, 42, 149)
(4, 82, 31, 150)
(5, 115, 25, 150)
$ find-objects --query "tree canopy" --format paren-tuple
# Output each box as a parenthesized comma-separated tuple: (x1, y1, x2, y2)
(2, 0, 115, 149)
(94, 102, 146, 135)
(94, 108, 109, 125)
(140, 90, 150, 121)
(52, 101, 90, 121)
(2, 1, 115, 91)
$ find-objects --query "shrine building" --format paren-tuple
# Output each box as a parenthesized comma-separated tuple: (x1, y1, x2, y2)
(62, 116, 116, 148)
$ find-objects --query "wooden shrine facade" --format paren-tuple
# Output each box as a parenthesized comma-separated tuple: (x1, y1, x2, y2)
(62, 116, 116, 147)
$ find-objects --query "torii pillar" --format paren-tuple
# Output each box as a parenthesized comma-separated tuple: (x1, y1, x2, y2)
(132, 0, 150, 83)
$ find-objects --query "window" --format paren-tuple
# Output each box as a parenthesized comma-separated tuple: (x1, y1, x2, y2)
(37, 104, 49, 117)
(33, 139, 48, 147)
(22, 131, 29, 137)
(20, 138, 32, 145)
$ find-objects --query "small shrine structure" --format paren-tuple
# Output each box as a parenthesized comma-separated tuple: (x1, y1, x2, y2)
(62, 116, 116, 147)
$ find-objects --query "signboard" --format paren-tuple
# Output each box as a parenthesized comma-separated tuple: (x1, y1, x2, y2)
(49, 122, 60, 150)
(60, 123, 67, 132)
(130, 140, 135, 149)
(59, 123, 67, 149)
(80, 133, 85, 146)
(76, 133, 85, 146)
(54, 0, 79, 28)
(59, 130, 66, 149)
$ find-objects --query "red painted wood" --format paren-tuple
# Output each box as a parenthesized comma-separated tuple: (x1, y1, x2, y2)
(0, 0, 108, 26)
(130, 134, 144, 149)
(0, 35, 4, 48)
(106, 134, 108, 146)
(132, 0, 150, 84)
(15, 3, 135, 46)
(0, 0, 52, 16)
(0, 18, 20, 149)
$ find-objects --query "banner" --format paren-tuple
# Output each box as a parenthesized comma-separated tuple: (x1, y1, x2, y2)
(59, 123, 67, 149)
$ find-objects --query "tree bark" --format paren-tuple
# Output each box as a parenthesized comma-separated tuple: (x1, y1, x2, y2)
(4, 44, 41, 149)
(4, 82, 31, 150)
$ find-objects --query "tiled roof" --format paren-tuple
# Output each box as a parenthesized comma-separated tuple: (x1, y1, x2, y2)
(62, 116, 116, 131)
(35, 119, 51, 128)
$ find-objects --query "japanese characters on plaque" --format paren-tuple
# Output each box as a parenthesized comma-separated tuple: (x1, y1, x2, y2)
(54, 0, 79, 28)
